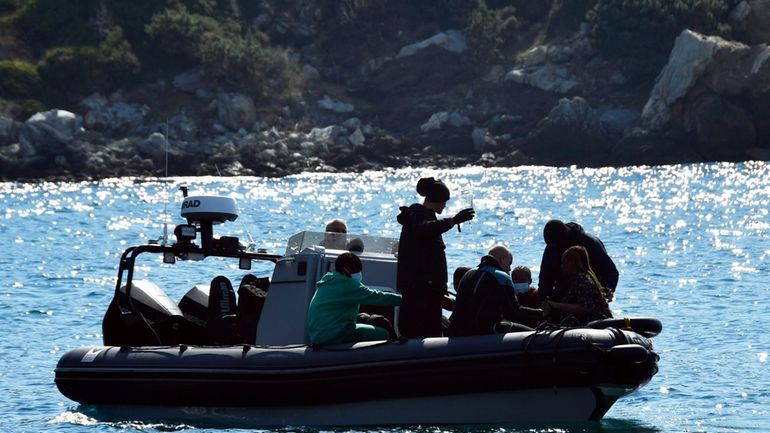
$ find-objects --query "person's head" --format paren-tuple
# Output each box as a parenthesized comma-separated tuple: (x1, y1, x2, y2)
(325, 218, 348, 234)
(335, 252, 362, 277)
(510, 265, 532, 294)
(488, 245, 513, 273)
(543, 219, 573, 247)
(453, 266, 471, 289)
(346, 237, 364, 253)
(511, 266, 532, 284)
(560, 245, 591, 276)
(416, 177, 450, 214)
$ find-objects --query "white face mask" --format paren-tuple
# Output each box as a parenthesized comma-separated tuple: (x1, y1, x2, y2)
(350, 272, 363, 283)
(512, 282, 530, 294)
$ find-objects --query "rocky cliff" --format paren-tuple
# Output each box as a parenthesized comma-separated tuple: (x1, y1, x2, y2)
(1, 0, 769, 180)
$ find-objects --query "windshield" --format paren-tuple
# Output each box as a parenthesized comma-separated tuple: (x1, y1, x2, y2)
(284, 231, 398, 256)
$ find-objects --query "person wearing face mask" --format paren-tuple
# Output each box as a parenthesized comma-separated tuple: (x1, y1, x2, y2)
(307, 252, 402, 346)
(511, 265, 540, 308)
(396, 177, 475, 338)
(447, 246, 544, 337)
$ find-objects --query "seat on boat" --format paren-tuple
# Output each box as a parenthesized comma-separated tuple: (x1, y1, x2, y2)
(207, 275, 241, 344)
(237, 274, 269, 344)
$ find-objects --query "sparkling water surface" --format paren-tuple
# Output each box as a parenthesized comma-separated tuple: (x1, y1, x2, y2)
(1, 163, 769, 432)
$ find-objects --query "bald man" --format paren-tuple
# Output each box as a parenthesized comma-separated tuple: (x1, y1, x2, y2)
(319, 218, 348, 250)
(448, 245, 543, 337)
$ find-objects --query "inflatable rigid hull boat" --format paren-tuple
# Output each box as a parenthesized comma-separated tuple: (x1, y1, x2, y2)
(55, 191, 661, 426)
(56, 327, 658, 426)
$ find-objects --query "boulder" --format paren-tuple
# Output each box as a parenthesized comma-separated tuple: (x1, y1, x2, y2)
(83, 102, 150, 135)
(79, 93, 108, 111)
(138, 132, 169, 161)
(472, 127, 493, 153)
(348, 128, 365, 147)
(397, 30, 467, 58)
(641, 29, 770, 159)
(742, 0, 770, 44)
(317, 95, 354, 113)
(19, 110, 83, 157)
(526, 97, 610, 164)
(685, 94, 757, 159)
(420, 112, 471, 132)
(302, 64, 321, 81)
(173, 68, 202, 93)
(641, 30, 754, 130)
(0, 116, 20, 145)
(611, 128, 700, 166)
(421, 112, 449, 132)
(157, 112, 198, 141)
(505, 64, 581, 94)
(599, 108, 641, 138)
(213, 93, 257, 131)
(642, 31, 722, 130)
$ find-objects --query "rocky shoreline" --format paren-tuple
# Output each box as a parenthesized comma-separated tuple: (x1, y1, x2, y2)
(3, 26, 770, 181)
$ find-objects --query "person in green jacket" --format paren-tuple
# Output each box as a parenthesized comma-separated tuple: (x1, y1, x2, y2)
(308, 252, 402, 346)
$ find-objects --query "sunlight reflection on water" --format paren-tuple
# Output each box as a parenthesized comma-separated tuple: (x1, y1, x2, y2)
(2, 162, 770, 433)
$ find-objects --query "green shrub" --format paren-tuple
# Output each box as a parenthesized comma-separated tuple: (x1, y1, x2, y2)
(199, 29, 301, 99)
(147, 5, 300, 99)
(145, 6, 221, 61)
(466, 2, 518, 65)
(544, 0, 595, 41)
(0, 60, 41, 99)
(15, 0, 100, 49)
(38, 27, 140, 100)
(0, 0, 18, 14)
(104, 1, 170, 48)
(589, 0, 732, 78)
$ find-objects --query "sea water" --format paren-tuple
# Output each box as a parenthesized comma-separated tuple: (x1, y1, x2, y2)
(1, 163, 768, 433)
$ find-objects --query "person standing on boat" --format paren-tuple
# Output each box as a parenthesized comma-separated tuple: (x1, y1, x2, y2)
(448, 246, 544, 336)
(543, 246, 612, 325)
(538, 220, 618, 303)
(396, 177, 475, 338)
(308, 252, 402, 346)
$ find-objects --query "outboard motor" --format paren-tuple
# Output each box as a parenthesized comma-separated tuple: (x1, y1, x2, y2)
(103, 280, 186, 346)
(178, 284, 212, 344)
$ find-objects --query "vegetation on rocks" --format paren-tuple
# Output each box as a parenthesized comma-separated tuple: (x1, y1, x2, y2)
(0, 0, 767, 180)
(589, 0, 733, 79)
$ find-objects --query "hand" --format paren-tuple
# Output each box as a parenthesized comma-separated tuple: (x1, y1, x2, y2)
(441, 295, 455, 311)
(453, 208, 475, 224)
(605, 289, 614, 303)
(540, 300, 552, 318)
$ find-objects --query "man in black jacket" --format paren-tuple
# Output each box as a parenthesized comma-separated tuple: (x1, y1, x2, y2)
(396, 177, 474, 338)
(448, 246, 543, 337)
(538, 219, 619, 302)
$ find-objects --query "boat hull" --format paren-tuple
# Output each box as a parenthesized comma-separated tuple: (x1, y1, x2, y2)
(56, 328, 658, 425)
(82, 386, 634, 427)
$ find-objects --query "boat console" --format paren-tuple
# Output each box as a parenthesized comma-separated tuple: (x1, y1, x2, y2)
(101, 186, 400, 347)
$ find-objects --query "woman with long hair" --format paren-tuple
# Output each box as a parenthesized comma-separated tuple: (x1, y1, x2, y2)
(543, 245, 612, 325)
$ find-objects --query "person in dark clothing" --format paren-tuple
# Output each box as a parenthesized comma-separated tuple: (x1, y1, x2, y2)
(538, 220, 618, 302)
(396, 177, 475, 338)
(448, 246, 544, 337)
(544, 245, 612, 325)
